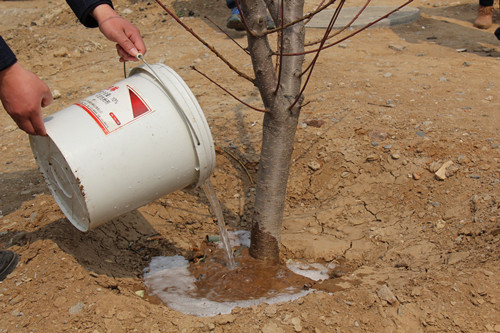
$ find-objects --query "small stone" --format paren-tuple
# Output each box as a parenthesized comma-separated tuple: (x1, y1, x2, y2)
(412, 173, 421, 180)
(416, 130, 426, 137)
(366, 154, 378, 162)
(446, 251, 469, 265)
(435, 220, 446, 229)
(69, 302, 84, 315)
(52, 90, 61, 99)
(391, 153, 400, 160)
(383, 72, 393, 78)
(305, 119, 325, 128)
(9, 295, 23, 305)
(135, 290, 145, 298)
(388, 44, 406, 51)
(11, 309, 23, 317)
(291, 317, 302, 332)
(377, 285, 397, 304)
(457, 155, 470, 165)
(53, 47, 69, 57)
(435, 160, 453, 180)
(308, 160, 321, 171)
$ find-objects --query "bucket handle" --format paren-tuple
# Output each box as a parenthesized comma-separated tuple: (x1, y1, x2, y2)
(131, 55, 201, 147)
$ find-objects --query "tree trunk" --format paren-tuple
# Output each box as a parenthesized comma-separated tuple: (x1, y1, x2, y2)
(242, 0, 305, 263)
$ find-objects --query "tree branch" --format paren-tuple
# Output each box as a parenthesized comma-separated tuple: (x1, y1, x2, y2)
(203, 15, 250, 55)
(191, 66, 267, 113)
(280, 0, 414, 56)
(156, 0, 254, 83)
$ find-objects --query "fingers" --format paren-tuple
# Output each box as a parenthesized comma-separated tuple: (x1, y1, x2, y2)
(0, 63, 50, 136)
(99, 16, 147, 62)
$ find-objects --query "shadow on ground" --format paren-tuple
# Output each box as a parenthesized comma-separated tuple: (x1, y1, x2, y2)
(392, 3, 500, 57)
(0, 169, 49, 216)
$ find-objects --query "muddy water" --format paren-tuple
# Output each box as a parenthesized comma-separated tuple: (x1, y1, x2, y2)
(189, 247, 314, 302)
(143, 241, 322, 316)
(201, 179, 236, 269)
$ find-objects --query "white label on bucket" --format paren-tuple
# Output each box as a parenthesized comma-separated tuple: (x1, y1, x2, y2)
(75, 83, 153, 134)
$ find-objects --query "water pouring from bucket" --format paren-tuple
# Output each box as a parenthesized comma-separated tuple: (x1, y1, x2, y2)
(30, 63, 216, 232)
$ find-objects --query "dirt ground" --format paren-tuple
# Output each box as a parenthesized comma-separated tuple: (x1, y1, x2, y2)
(0, 0, 499, 331)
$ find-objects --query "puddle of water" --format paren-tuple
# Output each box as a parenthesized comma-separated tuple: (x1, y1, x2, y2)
(200, 179, 236, 269)
(143, 231, 334, 317)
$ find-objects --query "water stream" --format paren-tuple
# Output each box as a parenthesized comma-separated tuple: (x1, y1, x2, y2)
(200, 179, 236, 269)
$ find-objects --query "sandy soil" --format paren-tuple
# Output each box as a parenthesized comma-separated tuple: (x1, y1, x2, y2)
(0, 0, 499, 331)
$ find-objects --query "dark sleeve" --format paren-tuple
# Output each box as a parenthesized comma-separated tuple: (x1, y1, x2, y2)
(0, 36, 17, 71)
(495, 27, 500, 41)
(66, 0, 114, 28)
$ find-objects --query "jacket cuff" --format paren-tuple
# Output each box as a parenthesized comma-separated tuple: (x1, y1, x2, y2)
(66, 0, 114, 28)
(0, 36, 17, 72)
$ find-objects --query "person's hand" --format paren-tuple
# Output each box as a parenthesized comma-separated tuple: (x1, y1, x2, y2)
(0, 63, 52, 136)
(93, 4, 146, 62)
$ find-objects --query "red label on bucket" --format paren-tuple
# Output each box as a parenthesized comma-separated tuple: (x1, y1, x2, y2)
(76, 84, 153, 134)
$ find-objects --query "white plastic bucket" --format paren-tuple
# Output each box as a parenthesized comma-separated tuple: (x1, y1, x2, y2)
(30, 64, 216, 231)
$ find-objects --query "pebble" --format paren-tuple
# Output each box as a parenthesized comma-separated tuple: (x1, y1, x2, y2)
(308, 160, 321, 171)
(377, 285, 397, 304)
(69, 302, 83, 314)
(435, 160, 453, 180)
(388, 44, 406, 51)
(412, 173, 421, 180)
(9, 295, 23, 305)
(391, 153, 400, 160)
(53, 47, 69, 57)
(52, 90, 61, 99)
(291, 317, 302, 332)
(305, 119, 325, 128)
(416, 130, 426, 137)
(11, 309, 23, 317)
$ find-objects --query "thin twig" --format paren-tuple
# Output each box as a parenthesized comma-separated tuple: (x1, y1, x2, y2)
(281, 0, 414, 56)
(221, 147, 255, 184)
(156, 0, 254, 83)
(235, 0, 256, 36)
(304, 0, 329, 25)
(289, 0, 344, 110)
(305, 0, 372, 47)
(301, 0, 346, 76)
(191, 66, 267, 113)
(274, 0, 284, 95)
(264, 0, 337, 37)
(204, 16, 250, 55)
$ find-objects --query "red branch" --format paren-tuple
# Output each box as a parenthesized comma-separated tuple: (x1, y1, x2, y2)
(191, 66, 267, 113)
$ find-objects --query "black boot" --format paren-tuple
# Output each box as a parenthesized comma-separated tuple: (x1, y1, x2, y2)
(0, 250, 19, 281)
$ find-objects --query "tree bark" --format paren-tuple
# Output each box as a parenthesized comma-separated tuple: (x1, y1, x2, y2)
(243, 0, 305, 263)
